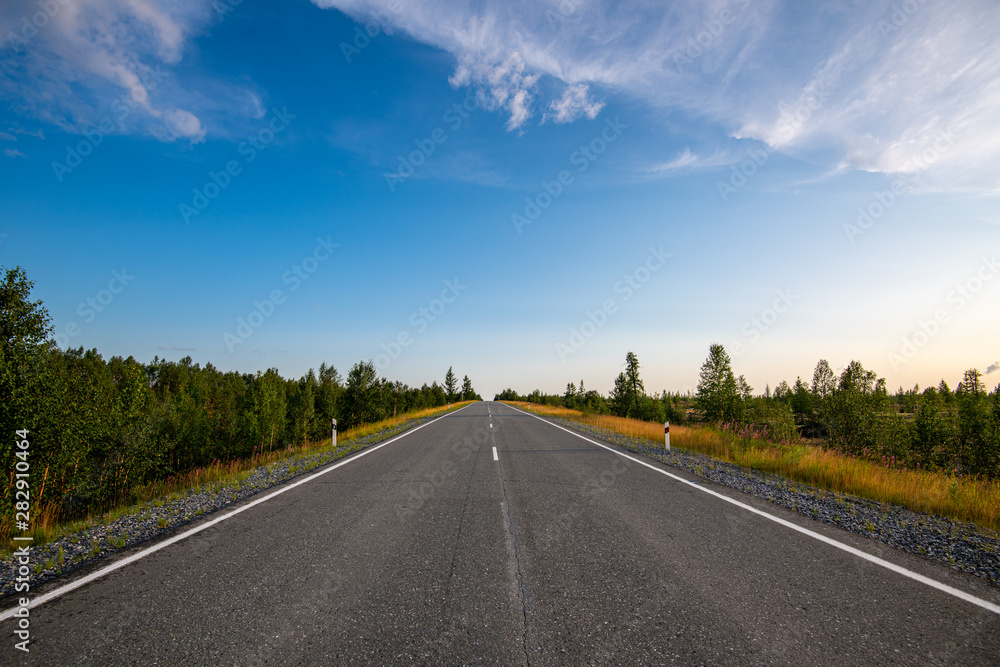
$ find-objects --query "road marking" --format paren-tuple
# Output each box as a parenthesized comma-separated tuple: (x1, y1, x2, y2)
(493, 447, 499, 461)
(508, 404, 1000, 616)
(0, 403, 476, 623)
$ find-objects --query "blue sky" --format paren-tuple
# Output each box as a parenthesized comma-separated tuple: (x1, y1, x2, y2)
(1, 0, 998, 398)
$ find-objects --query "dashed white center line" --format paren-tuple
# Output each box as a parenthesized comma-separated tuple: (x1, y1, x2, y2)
(492, 446, 498, 461)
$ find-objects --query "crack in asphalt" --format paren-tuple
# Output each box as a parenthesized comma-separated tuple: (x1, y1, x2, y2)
(497, 427, 533, 667)
(440, 441, 480, 610)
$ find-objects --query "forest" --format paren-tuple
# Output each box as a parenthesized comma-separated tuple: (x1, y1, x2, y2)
(1, 266, 479, 525)
(497, 346, 1000, 480)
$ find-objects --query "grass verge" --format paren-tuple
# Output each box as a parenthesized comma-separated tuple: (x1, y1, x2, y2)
(505, 401, 1000, 533)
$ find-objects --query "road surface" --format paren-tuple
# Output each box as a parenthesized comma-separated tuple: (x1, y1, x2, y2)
(3, 401, 999, 664)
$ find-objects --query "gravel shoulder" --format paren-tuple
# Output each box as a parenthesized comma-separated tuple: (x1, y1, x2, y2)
(548, 416, 1000, 589)
(0, 416, 436, 601)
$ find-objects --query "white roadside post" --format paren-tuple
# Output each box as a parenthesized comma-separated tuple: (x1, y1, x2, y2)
(664, 422, 670, 451)
(332, 418, 337, 447)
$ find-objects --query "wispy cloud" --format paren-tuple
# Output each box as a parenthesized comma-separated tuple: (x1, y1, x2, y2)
(4, 148, 25, 158)
(0, 0, 261, 142)
(158, 346, 197, 352)
(643, 148, 735, 174)
(988, 361, 999, 375)
(739, 1, 1000, 192)
(312, 0, 1000, 191)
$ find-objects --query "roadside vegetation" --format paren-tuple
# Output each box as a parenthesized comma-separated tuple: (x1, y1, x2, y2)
(499, 346, 1000, 532)
(1, 265, 480, 545)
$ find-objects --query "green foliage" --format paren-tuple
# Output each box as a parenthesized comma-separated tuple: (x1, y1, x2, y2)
(342, 361, 383, 430)
(957, 369, 995, 476)
(0, 266, 52, 351)
(744, 398, 797, 442)
(912, 396, 949, 467)
(444, 366, 457, 402)
(460, 375, 479, 401)
(823, 360, 881, 456)
(659, 392, 687, 425)
(494, 388, 522, 401)
(696, 344, 742, 422)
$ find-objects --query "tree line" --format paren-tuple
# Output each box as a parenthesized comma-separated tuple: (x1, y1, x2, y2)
(498, 345, 1000, 479)
(495, 352, 688, 426)
(1, 266, 480, 522)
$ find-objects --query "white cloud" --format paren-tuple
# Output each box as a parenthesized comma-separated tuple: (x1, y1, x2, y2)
(547, 84, 603, 124)
(449, 50, 540, 131)
(739, 1, 1000, 192)
(312, 0, 1000, 192)
(0, 0, 257, 142)
(164, 108, 204, 141)
(644, 148, 735, 174)
(4, 148, 25, 158)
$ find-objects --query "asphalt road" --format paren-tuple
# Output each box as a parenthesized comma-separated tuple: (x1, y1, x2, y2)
(3, 401, 999, 665)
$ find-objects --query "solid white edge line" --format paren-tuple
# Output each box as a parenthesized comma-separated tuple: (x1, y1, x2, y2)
(506, 403, 1000, 616)
(0, 403, 478, 622)
(493, 446, 499, 461)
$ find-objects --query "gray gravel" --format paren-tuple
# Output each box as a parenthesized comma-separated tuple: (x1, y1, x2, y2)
(550, 416, 1000, 588)
(0, 416, 435, 600)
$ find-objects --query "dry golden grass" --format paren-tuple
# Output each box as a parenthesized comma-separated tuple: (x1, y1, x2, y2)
(505, 402, 1000, 532)
(2, 401, 474, 549)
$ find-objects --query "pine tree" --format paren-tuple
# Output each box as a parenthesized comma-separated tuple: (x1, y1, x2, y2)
(696, 344, 739, 422)
(444, 366, 457, 402)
